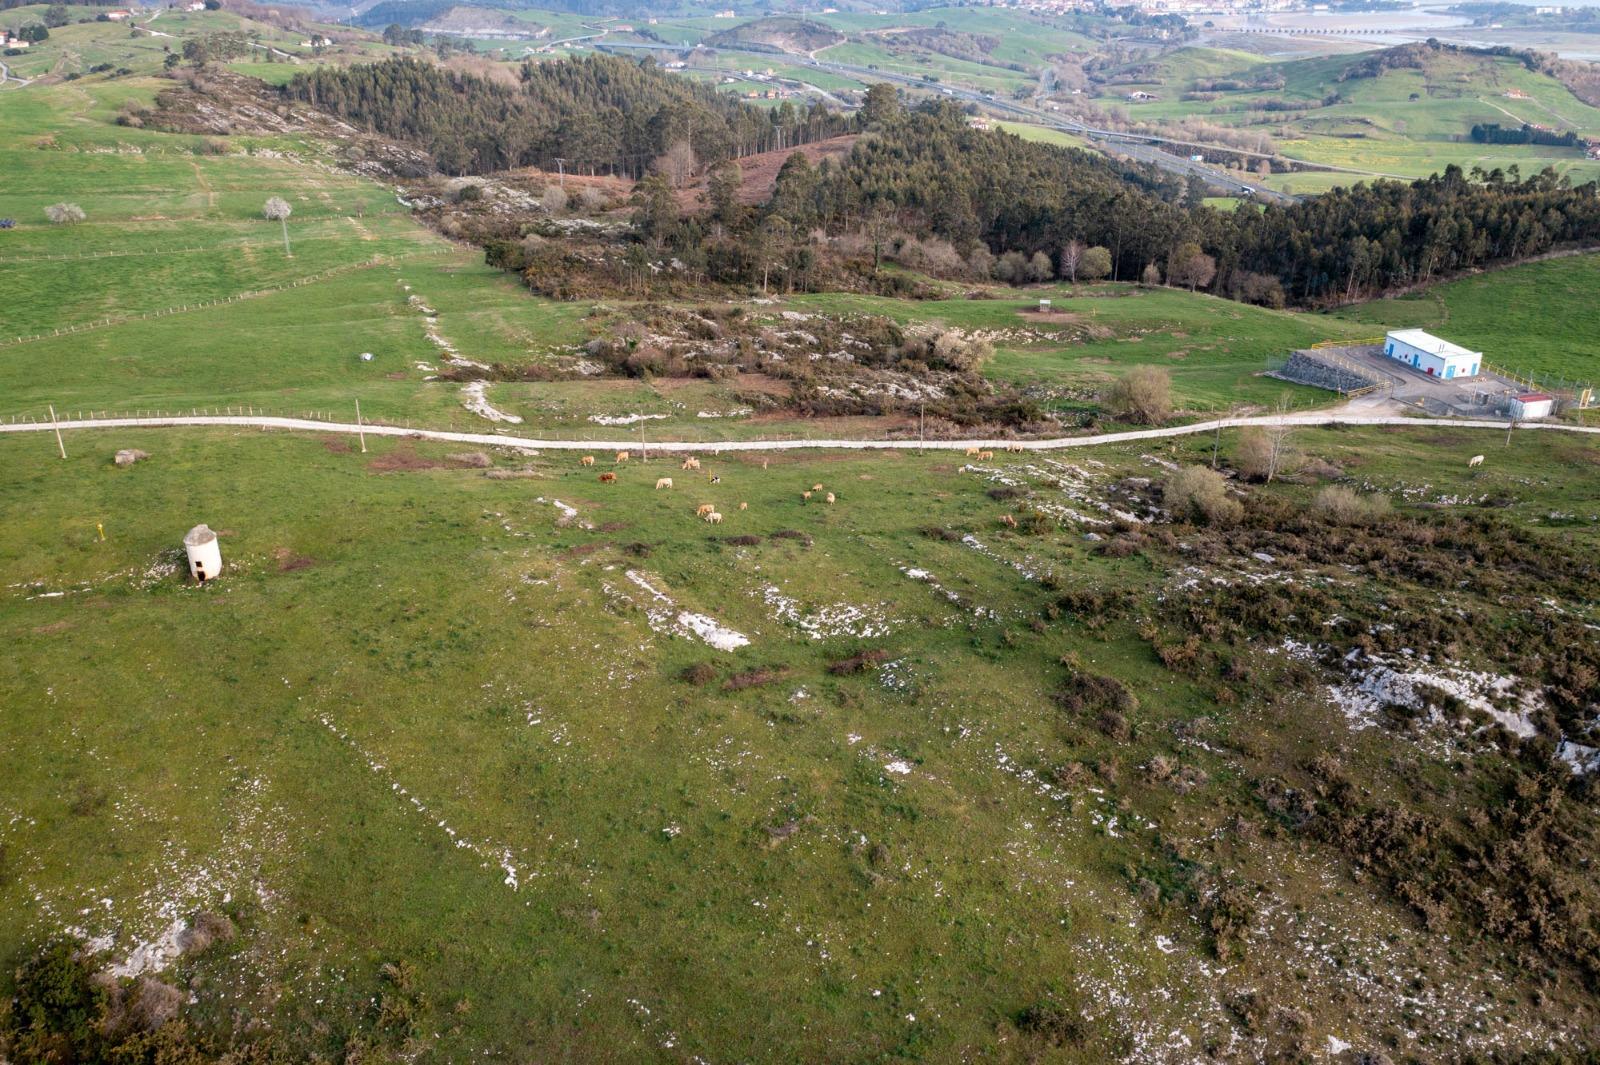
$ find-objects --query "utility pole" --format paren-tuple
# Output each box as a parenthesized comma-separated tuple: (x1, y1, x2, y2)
(554, 157, 567, 188)
(48, 404, 65, 459)
(918, 400, 925, 455)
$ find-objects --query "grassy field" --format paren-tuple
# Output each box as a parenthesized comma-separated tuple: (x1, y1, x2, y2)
(0, 73, 1387, 438)
(991, 120, 1092, 149)
(0, 5, 356, 81)
(3, 420, 1598, 1060)
(1106, 45, 1600, 186)
(787, 285, 1367, 415)
(7, 38, 1600, 1063)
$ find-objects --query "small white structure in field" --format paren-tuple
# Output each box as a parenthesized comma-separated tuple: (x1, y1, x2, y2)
(1383, 329, 1482, 380)
(1038, 298, 1051, 313)
(183, 524, 222, 583)
(1509, 392, 1554, 420)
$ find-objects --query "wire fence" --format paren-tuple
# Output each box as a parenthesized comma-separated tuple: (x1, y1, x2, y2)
(0, 247, 453, 350)
(1484, 362, 1597, 409)
(0, 227, 418, 264)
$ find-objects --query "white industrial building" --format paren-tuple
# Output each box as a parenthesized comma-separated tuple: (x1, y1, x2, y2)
(1383, 329, 1482, 380)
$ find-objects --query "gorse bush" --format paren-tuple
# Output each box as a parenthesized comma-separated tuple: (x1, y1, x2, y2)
(1164, 466, 1242, 526)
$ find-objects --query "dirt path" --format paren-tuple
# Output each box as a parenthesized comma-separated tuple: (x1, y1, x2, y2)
(3, 410, 1596, 454)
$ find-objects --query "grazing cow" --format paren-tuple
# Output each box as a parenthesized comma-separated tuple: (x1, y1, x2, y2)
(999, 514, 1018, 528)
(802, 491, 812, 501)
(1469, 454, 1485, 468)
(709, 475, 721, 484)
(811, 483, 824, 492)
(1006, 444, 1024, 454)
(696, 504, 716, 517)
(681, 457, 701, 471)
(705, 511, 723, 525)
(580, 455, 595, 467)
(599, 472, 617, 484)
(978, 450, 995, 461)
(655, 477, 673, 490)
(825, 492, 836, 505)
(615, 451, 630, 463)
(738, 502, 748, 511)
(964, 446, 981, 457)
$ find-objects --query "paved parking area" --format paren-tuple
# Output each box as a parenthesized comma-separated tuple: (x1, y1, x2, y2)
(1312, 345, 1519, 417)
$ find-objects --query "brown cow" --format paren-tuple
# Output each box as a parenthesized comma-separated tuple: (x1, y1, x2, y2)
(615, 451, 630, 463)
(696, 504, 716, 517)
(738, 501, 748, 511)
(964, 446, 981, 457)
(655, 477, 673, 490)
(580, 455, 595, 466)
(999, 513, 1018, 529)
(681, 457, 701, 471)
(599, 472, 617, 484)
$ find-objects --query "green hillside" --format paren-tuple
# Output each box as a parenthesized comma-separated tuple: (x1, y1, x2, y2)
(1113, 42, 1600, 185)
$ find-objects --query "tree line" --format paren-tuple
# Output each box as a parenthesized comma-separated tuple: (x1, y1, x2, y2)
(751, 94, 1600, 306)
(281, 55, 850, 177)
(1471, 122, 1581, 148)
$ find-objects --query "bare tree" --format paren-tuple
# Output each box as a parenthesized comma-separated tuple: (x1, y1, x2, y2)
(1140, 261, 1162, 287)
(1058, 239, 1085, 283)
(263, 196, 292, 255)
(541, 185, 568, 215)
(45, 202, 85, 225)
(654, 140, 697, 190)
(1235, 397, 1298, 483)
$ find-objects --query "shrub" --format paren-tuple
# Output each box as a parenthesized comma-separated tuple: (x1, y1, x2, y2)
(828, 649, 890, 675)
(1234, 426, 1298, 483)
(1014, 1001, 1084, 1046)
(1101, 366, 1172, 425)
(179, 911, 235, 955)
(680, 662, 717, 686)
(1164, 466, 1241, 526)
(44, 202, 85, 225)
(1311, 485, 1390, 524)
(1056, 669, 1138, 716)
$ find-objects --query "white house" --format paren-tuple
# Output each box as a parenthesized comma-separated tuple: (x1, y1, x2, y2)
(1509, 392, 1554, 420)
(1383, 329, 1482, 380)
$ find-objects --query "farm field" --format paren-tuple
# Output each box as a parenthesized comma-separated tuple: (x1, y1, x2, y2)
(3, 421, 1599, 1060)
(1106, 44, 1600, 186)
(0, 76, 1376, 437)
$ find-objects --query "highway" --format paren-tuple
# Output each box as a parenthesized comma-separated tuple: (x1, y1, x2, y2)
(595, 38, 1299, 203)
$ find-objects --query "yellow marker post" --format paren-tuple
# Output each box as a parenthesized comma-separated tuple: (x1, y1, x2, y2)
(96, 523, 105, 541)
